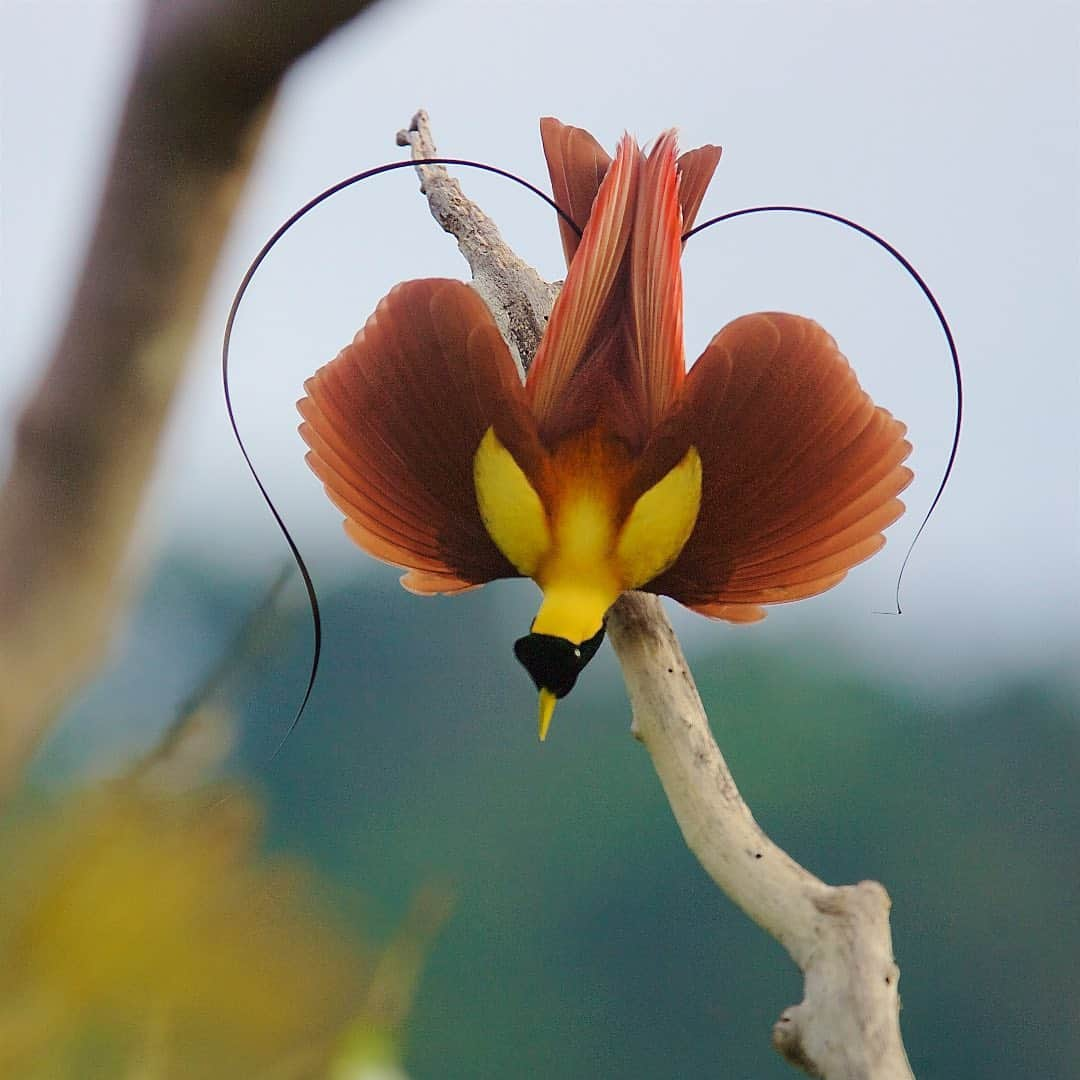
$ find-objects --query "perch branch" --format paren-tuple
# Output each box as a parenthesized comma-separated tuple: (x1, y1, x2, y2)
(608, 593, 911, 1078)
(403, 113, 913, 1080)
(0, 0, 381, 797)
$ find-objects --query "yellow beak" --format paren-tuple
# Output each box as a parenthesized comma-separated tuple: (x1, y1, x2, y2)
(538, 689, 558, 742)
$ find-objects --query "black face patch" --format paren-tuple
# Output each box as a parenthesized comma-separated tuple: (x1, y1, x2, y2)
(513, 624, 606, 698)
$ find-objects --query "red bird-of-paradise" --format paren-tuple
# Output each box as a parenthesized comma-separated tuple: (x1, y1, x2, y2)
(297, 119, 913, 740)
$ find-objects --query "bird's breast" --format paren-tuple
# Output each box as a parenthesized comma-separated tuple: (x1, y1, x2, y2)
(475, 423, 700, 645)
(530, 431, 637, 643)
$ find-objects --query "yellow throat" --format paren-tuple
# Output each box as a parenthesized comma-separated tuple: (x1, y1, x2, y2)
(475, 425, 702, 737)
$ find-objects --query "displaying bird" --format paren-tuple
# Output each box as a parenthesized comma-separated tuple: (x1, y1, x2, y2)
(297, 118, 912, 741)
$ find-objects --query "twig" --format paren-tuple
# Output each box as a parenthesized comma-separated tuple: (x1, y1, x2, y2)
(396, 110, 560, 375)
(0, 0, 381, 798)
(129, 564, 294, 791)
(402, 112, 914, 1080)
(172, 564, 293, 732)
(363, 883, 454, 1030)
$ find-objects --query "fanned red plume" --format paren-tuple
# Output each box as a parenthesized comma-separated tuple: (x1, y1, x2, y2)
(298, 278, 541, 593)
(533, 121, 727, 452)
(630, 130, 686, 427)
(540, 118, 723, 260)
(644, 312, 912, 618)
(526, 134, 640, 445)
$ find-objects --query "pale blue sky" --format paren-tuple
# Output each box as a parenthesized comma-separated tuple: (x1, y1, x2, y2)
(2, 0, 1078, 690)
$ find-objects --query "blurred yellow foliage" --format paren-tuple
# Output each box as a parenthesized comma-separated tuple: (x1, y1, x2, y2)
(0, 781, 423, 1079)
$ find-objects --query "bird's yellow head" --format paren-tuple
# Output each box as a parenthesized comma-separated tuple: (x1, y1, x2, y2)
(513, 625, 605, 741)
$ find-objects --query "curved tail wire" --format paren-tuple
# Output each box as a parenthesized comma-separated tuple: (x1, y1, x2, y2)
(223, 159, 580, 754)
(683, 206, 962, 614)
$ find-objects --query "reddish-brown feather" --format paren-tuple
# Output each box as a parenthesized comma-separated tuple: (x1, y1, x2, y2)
(529, 127, 721, 455)
(399, 569, 479, 596)
(644, 312, 912, 613)
(526, 134, 640, 445)
(630, 131, 686, 428)
(539, 118, 722, 265)
(530, 121, 726, 453)
(689, 600, 767, 622)
(675, 144, 723, 236)
(539, 118, 612, 266)
(298, 278, 539, 591)
(300, 438, 445, 559)
(736, 414, 911, 554)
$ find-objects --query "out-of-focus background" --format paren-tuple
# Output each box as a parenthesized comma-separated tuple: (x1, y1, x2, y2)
(2, 1, 1077, 1077)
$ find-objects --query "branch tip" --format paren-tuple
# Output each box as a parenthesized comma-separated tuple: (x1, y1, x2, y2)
(773, 1008, 824, 1077)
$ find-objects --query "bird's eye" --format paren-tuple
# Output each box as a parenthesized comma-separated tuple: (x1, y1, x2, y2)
(573, 648, 581, 658)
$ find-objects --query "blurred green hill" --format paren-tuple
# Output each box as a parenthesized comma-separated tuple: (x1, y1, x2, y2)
(43, 557, 1080, 1078)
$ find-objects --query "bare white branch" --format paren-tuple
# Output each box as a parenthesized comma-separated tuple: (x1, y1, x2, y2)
(403, 114, 914, 1080)
(608, 593, 912, 1079)
(396, 109, 559, 376)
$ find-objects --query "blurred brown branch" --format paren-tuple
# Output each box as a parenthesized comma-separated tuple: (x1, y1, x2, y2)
(0, 1, 382, 797)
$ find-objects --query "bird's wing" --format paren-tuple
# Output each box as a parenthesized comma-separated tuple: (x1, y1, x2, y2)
(298, 278, 543, 594)
(642, 312, 912, 620)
